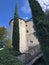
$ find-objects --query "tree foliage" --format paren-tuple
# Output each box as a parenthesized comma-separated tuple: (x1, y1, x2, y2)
(12, 4, 19, 51)
(28, 0, 49, 65)
(0, 48, 24, 65)
(0, 27, 7, 40)
(6, 38, 12, 48)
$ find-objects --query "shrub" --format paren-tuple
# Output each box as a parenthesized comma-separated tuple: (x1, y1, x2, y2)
(0, 48, 24, 65)
(10, 50, 21, 56)
(5, 39, 12, 48)
(0, 43, 3, 48)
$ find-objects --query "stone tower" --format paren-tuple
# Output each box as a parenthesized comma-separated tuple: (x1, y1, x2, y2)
(9, 18, 39, 53)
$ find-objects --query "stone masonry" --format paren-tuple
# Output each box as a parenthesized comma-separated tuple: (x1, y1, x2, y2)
(9, 18, 39, 53)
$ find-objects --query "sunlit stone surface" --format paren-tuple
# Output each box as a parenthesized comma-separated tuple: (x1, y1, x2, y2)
(9, 18, 39, 53)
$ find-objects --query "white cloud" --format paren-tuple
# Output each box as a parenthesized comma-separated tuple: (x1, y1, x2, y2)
(21, 0, 49, 14)
(37, 0, 49, 12)
(25, 17, 29, 19)
(21, 0, 31, 14)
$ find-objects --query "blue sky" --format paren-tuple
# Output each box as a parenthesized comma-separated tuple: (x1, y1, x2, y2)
(0, 0, 49, 28)
(0, 0, 32, 28)
(18, 0, 32, 19)
(0, 0, 17, 28)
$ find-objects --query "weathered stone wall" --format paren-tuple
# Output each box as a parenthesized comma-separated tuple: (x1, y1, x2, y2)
(26, 19, 39, 49)
(9, 18, 39, 53)
(19, 19, 28, 53)
(9, 20, 14, 44)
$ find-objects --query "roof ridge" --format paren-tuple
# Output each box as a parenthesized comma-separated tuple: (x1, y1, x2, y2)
(9, 17, 33, 25)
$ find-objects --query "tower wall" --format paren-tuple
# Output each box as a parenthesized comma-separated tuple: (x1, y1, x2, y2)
(19, 19, 28, 53)
(10, 20, 14, 45)
(26, 20, 39, 49)
(9, 18, 39, 53)
(9, 19, 28, 53)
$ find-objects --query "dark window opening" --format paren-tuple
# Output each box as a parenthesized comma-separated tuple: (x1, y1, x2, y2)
(26, 30, 29, 32)
(30, 41, 33, 43)
(26, 25, 27, 27)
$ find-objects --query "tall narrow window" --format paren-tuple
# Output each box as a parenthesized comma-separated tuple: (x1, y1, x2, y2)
(26, 30, 29, 32)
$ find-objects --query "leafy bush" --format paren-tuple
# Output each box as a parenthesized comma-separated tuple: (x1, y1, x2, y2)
(5, 39, 12, 48)
(10, 50, 21, 56)
(0, 43, 3, 48)
(0, 48, 24, 65)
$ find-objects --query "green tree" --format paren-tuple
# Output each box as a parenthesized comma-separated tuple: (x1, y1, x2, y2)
(0, 26, 7, 40)
(28, 0, 49, 65)
(12, 4, 19, 51)
(0, 26, 7, 48)
(5, 30, 12, 48)
(6, 38, 12, 48)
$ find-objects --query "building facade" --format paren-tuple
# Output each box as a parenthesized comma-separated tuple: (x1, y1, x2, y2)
(9, 18, 39, 53)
